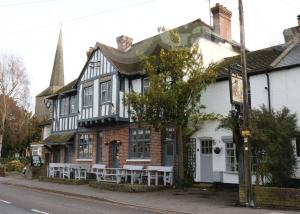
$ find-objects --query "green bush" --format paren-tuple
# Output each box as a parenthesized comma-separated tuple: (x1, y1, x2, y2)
(5, 160, 24, 172)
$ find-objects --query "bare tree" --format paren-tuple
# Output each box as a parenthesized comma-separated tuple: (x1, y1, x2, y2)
(0, 53, 29, 158)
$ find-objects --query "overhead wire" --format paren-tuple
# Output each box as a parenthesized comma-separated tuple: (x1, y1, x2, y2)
(0, 0, 158, 37)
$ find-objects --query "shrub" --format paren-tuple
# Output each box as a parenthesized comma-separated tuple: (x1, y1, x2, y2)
(6, 160, 24, 172)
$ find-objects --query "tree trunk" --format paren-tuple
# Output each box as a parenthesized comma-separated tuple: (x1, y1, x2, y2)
(176, 125, 185, 183)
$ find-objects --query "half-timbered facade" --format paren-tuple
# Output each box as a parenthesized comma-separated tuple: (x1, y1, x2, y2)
(44, 4, 239, 170)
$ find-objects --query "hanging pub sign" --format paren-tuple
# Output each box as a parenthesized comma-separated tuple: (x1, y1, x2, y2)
(229, 64, 244, 105)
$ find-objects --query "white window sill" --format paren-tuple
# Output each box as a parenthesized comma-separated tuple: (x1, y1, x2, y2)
(126, 159, 151, 162)
(223, 171, 238, 174)
(76, 159, 93, 162)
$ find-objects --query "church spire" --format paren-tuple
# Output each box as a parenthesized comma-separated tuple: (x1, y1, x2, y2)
(49, 27, 64, 87)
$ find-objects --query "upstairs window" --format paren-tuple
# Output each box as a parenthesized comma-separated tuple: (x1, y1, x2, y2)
(129, 128, 150, 159)
(60, 97, 69, 116)
(83, 86, 93, 107)
(100, 81, 112, 103)
(143, 78, 150, 94)
(70, 95, 77, 114)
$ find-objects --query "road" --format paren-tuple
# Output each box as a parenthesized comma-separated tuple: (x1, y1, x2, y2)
(0, 183, 158, 214)
(0, 182, 299, 214)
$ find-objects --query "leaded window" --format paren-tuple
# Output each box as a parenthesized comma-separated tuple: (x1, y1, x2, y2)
(225, 142, 238, 171)
(100, 81, 112, 103)
(60, 97, 69, 116)
(83, 86, 93, 107)
(129, 128, 150, 159)
(70, 95, 77, 114)
(78, 134, 93, 159)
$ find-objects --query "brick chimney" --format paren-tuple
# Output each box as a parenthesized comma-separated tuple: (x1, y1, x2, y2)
(86, 47, 93, 59)
(116, 35, 133, 52)
(211, 3, 232, 41)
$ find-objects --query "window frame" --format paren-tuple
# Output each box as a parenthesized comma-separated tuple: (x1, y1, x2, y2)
(69, 95, 78, 114)
(82, 85, 93, 107)
(142, 78, 150, 95)
(129, 128, 151, 159)
(77, 134, 93, 159)
(100, 81, 112, 104)
(59, 97, 69, 116)
(225, 142, 238, 172)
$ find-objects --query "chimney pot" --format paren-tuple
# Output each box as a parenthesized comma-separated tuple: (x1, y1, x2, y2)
(116, 35, 133, 52)
(211, 3, 232, 41)
(86, 47, 93, 59)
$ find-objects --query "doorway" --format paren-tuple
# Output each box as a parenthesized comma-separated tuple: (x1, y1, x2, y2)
(53, 146, 60, 163)
(111, 141, 119, 168)
(200, 139, 213, 182)
(163, 128, 175, 166)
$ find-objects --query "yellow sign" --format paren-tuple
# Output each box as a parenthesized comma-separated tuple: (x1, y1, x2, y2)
(241, 130, 251, 137)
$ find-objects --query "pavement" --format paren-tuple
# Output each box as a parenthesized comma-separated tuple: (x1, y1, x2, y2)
(0, 176, 299, 214)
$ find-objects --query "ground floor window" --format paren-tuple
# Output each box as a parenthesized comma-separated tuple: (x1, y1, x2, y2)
(129, 128, 150, 159)
(78, 134, 93, 159)
(225, 142, 237, 171)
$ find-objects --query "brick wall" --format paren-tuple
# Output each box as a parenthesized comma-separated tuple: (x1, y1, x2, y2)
(239, 185, 300, 209)
(51, 124, 164, 168)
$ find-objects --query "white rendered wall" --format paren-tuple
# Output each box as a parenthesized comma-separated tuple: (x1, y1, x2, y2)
(197, 38, 238, 66)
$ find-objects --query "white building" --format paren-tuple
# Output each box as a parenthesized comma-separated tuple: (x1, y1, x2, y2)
(192, 17, 300, 183)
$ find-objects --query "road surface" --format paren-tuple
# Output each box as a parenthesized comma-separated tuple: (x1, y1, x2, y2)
(0, 182, 299, 214)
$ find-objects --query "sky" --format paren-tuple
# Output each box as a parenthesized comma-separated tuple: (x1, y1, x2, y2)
(0, 0, 299, 112)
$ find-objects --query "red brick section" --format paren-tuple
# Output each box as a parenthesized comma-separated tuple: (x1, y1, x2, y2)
(211, 3, 232, 41)
(59, 124, 164, 167)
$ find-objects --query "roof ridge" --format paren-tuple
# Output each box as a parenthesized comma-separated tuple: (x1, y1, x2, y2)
(270, 41, 298, 68)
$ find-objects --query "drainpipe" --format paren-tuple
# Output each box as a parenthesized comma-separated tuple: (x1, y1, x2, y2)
(265, 71, 271, 112)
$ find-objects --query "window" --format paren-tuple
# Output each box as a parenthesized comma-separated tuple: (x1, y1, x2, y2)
(60, 97, 69, 116)
(100, 81, 112, 103)
(83, 86, 93, 107)
(78, 134, 93, 159)
(129, 128, 150, 159)
(201, 140, 212, 154)
(143, 78, 150, 94)
(296, 136, 300, 157)
(119, 78, 125, 92)
(225, 143, 238, 171)
(70, 95, 77, 114)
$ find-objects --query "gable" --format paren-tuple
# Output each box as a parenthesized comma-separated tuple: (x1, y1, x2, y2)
(78, 48, 117, 83)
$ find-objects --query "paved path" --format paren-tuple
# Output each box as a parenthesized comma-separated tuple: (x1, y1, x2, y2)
(0, 176, 299, 214)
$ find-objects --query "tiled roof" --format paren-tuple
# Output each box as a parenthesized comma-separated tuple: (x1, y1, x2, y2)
(36, 86, 61, 97)
(47, 79, 77, 98)
(94, 19, 241, 76)
(277, 43, 300, 68)
(44, 132, 75, 145)
(217, 45, 285, 80)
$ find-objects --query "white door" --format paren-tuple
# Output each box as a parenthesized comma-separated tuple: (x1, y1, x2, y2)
(200, 139, 213, 182)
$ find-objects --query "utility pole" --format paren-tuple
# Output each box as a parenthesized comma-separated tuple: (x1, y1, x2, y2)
(238, 0, 253, 207)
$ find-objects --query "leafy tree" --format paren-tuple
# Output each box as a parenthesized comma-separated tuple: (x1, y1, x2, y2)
(126, 31, 218, 182)
(0, 53, 29, 157)
(219, 105, 298, 187)
(249, 106, 298, 187)
(1, 97, 33, 157)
